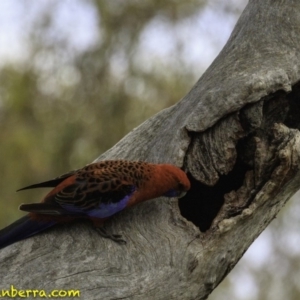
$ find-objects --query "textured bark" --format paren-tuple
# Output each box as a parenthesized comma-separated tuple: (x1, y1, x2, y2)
(1, 0, 300, 299)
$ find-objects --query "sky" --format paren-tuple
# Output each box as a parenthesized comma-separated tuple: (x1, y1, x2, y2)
(0, 0, 240, 71)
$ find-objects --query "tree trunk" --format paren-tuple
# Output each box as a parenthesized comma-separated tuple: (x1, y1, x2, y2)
(1, 0, 300, 299)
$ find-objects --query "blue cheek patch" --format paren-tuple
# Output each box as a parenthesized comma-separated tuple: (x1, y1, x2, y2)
(164, 189, 179, 198)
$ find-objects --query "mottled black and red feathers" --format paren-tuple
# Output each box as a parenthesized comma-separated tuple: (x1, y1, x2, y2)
(0, 160, 190, 249)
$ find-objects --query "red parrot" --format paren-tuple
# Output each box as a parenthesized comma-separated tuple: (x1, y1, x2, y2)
(0, 160, 190, 249)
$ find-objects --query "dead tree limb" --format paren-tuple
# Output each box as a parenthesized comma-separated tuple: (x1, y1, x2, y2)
(1, 0, 300, 299)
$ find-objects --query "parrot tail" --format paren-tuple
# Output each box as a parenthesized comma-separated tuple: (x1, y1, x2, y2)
(0, 215, 56, 249)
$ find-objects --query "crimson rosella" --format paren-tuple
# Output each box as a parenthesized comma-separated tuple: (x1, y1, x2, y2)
(0, 160, 190, 249)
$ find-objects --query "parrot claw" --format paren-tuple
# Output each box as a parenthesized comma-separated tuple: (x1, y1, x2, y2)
(95, 227, 127, 245)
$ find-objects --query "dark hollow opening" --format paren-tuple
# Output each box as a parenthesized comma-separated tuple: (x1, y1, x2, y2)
(179, 143, 251, 232)
(178, 81, 300, 232)
(284, 81, 300, 129)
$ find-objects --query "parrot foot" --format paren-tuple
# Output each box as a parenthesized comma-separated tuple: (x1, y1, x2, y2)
(95, 227, 127, 245)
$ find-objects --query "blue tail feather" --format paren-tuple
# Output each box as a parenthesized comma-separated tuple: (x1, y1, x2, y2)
(0, 215, 56, 249)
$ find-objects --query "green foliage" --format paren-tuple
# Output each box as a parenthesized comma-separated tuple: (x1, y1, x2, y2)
(0, 0, 205, 226)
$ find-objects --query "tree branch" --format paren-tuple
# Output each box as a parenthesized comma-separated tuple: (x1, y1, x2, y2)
(1, 0, 300, 299)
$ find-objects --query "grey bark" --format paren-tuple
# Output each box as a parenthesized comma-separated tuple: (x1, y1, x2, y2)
(1, 0, 300, 299)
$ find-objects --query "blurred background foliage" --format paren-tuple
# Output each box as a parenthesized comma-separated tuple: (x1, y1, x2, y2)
(1, 1, 300, 299)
